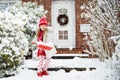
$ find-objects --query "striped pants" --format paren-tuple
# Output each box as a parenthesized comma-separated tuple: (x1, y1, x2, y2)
(37, 56, 50, 73)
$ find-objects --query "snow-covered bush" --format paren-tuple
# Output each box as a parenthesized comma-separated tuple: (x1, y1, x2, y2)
(83, 0, 120, 79)
(111, 35, 120, 56)
(0, 1, 47, 77)
(0, 10, 28, 78)
(111, 35, 120, 69)
(6, 1, 47, 48)
(83, 0, 119, 61)
(0, 53, 20, 77)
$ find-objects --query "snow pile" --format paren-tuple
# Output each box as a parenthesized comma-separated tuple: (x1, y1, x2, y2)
(0, 57, 120, 80)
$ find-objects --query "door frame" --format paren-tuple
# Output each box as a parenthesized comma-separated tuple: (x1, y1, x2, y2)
(51, 0, 76, 48)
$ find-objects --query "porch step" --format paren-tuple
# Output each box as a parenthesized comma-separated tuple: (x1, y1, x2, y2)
(28, 67, 96, 72)
(22, 57, 99, 72)
(52, 54, 89, 59)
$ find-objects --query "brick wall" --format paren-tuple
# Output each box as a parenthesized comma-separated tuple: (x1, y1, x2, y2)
(22, 0, 89, 54)
(75, 0, 89, 54)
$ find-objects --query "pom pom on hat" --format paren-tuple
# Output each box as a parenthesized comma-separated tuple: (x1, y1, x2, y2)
(39, 16, 48, 27)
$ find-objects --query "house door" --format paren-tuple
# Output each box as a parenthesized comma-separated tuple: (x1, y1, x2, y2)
(51, 0, 76, 48)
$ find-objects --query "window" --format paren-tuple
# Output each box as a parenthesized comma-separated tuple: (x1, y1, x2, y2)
(58, 8, 67, 14)
(58, 30, 68, 40)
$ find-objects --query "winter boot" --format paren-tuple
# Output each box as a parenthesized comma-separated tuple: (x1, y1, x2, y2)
(37, 72, 43, 77)
(42, 71, 48, 75)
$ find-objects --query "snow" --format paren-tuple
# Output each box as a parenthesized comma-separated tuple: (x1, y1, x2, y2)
(53, 53, 89, 57)
(0, 69, 106, 80)
(1, 57, 119, 80)
(22, 57, 101, 68)
(0, 0, 120, 80)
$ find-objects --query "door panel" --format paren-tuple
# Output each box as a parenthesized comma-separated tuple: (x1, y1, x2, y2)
(51, 0, 75, 48)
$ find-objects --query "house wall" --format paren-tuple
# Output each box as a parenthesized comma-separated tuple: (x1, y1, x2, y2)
(22, 0, 89, 54)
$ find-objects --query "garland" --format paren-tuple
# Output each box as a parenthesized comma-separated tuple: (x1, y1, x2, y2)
(57, 14, 69, 26)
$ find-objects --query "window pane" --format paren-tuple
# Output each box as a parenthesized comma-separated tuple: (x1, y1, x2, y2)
(59, 31, 63, 35)
(64, 36, 68, 40)
(59, 31, 63, 40)
(58, 8, 67, 14)
(59, 36, 63, 40)
(64, 31, 68, 40)
(58, 30, 68, 40)
(64, 31, 68, 35)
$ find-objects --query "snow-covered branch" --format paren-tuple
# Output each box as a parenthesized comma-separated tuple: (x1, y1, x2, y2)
(83, 0, 119, 61)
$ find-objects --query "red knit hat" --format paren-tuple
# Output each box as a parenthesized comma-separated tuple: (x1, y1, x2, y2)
(39, 16, 48, 27)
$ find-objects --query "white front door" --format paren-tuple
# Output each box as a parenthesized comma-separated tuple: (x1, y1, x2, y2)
(51, 0, 76, 48)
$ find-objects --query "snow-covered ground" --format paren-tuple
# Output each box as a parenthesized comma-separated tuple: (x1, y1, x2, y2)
(0, 57, 119, 80)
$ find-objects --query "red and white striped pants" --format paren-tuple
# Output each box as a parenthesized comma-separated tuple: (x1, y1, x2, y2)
(37, 56, 50, 73)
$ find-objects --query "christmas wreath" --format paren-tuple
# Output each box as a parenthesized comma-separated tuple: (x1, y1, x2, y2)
(57, 14, 69, 26)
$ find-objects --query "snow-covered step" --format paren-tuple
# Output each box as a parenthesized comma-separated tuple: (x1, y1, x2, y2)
(52, 54, 89, 59)
(28, 67, 96, 72)
(22, 57, 102, 72)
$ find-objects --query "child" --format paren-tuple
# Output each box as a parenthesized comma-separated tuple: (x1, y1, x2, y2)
(32, 16, 52, 77)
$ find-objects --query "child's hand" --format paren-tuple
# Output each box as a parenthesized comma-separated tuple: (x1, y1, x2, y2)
(31, 41, 37, 45)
